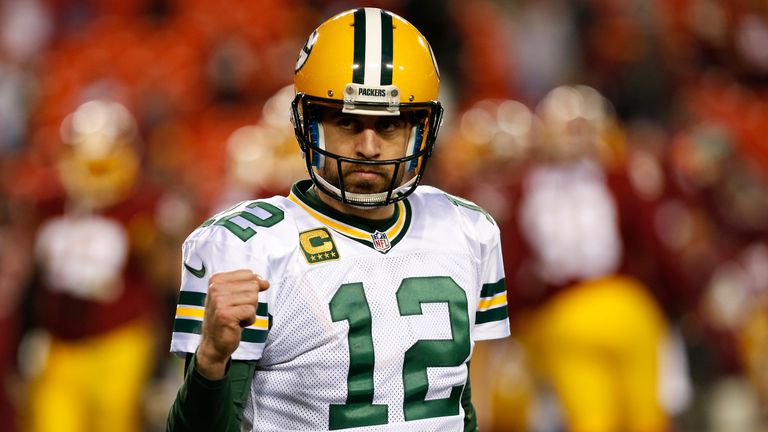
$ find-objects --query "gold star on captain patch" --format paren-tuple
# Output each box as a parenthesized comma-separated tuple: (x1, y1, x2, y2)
(323, 252, 330, 259)
(310, 255, 317, 261)
(330, 251, 336, 257)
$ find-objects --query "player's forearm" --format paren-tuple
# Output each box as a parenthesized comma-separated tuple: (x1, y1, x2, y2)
(195, 341, 231, 380)
(166, 354, 239, 432)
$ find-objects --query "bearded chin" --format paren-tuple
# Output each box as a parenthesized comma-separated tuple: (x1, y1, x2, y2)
(350, 179, 380, 193)
(319, 163, 408, 195)
(339, 172, 384, 193)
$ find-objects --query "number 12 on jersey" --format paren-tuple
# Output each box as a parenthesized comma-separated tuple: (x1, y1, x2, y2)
(328, 276, 471, 430)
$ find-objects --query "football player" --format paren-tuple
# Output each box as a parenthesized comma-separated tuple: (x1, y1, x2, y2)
(28, 100, 158, 432)
(496, 86, 675, 432)
(167, 8, 510, 432)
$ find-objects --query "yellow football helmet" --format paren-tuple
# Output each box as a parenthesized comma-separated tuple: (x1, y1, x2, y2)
(57, 100, 140, 209)
(291, 7, 443, 206)
(534, 85, 624, 164)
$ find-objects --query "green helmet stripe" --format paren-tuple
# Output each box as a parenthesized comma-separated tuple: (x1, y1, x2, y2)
(380, 11, 393, 85)
(353, 9, 366, 84)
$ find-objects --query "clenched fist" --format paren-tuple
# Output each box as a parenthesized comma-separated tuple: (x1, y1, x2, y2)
(195, 270, 270, 379)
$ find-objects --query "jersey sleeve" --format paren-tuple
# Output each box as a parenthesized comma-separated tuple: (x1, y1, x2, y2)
(472, 213, 511, 341)
(170, 226, 273, 361)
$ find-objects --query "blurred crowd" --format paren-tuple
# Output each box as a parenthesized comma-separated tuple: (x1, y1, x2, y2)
(0, 0, 767, 431)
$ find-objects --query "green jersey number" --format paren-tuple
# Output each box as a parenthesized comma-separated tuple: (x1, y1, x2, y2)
(329, 276, 470, 429)
(445, 194, 494, 224)
(201, 201, 284, 242)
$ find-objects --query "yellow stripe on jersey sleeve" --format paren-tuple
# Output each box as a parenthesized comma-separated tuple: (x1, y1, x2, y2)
(175, 306, 269, 330)
(478, 291, 507, 311)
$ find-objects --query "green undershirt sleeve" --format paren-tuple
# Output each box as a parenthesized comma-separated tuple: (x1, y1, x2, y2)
(166, 353, 257, 432)
(462, 362, 479, 432)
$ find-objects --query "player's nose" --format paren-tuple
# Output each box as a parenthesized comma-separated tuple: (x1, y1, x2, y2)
(355, 128, 381, 159)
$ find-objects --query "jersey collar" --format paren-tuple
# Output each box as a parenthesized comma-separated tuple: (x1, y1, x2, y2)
(288, 180, 412, 253)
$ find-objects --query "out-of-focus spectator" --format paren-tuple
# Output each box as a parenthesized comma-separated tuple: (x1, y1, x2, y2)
(574, 0, 674, 123)
(0, 0, 52, 64)
(665, 73, 768, 430)
(0, 61, 35, 155)
(0, 0, 52, 157)
(506, 0, 581, 104)
(450, 0, 518, 106)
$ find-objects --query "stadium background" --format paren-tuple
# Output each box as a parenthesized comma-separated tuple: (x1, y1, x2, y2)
(0, 0, 766, 431)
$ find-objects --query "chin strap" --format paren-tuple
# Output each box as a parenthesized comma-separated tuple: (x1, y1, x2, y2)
(312, 170, 418, 207)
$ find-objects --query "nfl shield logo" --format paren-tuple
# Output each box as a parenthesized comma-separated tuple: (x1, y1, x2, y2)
(370, 231, 391, 253)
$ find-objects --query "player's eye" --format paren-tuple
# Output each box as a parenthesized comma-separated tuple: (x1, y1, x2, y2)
(376, 118, 405, 134)
(333, 116, 359, 131)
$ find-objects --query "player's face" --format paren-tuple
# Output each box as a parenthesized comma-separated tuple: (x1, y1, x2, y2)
(318, 108, 413, 195)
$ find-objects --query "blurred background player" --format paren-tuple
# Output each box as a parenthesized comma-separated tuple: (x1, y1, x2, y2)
(439, 85, 700, 432)
(24, 100, 160, 432)
(506, 85, 672, 432)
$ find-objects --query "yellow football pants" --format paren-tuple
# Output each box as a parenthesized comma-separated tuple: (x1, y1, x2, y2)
(27, 319, 154, 432)
(514, 276, 669, 432)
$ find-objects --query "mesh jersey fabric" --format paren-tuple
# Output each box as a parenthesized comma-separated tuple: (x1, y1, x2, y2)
(171, 181, 510, 431)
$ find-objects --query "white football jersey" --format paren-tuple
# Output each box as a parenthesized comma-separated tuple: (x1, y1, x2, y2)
(36, 214, 129, 302)
(519, 159, 622, 284)
(171, 180, 510, 432)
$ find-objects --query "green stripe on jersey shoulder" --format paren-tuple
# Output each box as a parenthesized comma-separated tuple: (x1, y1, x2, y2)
(480, 279, 506, 298)
(445, 194, 494, 224)
(178, 291, 206, 307)
(475, 306, 508, 325)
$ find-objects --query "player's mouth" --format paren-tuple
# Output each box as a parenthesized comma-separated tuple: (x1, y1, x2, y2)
(346, 168, 386, 182)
